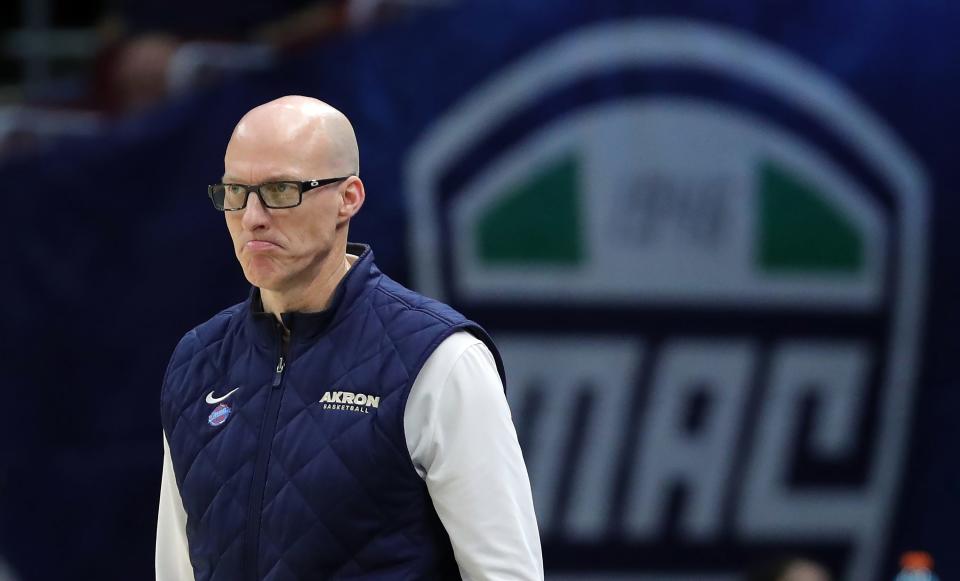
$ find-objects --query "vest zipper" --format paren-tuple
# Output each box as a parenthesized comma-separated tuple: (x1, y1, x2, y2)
(272, 356, 286, 386)
(244, 327, 288, 581)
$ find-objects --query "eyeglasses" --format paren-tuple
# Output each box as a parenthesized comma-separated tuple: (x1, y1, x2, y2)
(207, 176, 353, 211)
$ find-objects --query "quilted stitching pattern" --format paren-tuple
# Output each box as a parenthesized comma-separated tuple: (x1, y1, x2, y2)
(163, 306, 271, 580)
(256, 297, 454, 579)
(161, 253, 490, 580)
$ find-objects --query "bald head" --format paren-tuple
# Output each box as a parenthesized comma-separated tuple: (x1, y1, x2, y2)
(225, 96, 359, 181)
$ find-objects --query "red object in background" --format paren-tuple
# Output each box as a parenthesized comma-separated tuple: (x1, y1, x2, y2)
(900, 551, 934, 571)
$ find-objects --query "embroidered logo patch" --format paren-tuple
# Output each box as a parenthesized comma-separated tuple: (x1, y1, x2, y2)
(319, 391, 380, 414)
(208, 403, 232, 426)
(205, 387, 240, 405)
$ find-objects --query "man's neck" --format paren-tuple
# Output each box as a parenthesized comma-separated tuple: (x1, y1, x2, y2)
(260, 253, 356, 321)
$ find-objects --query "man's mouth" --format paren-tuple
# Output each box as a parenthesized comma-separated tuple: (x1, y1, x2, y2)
(245, 239, 281, 251)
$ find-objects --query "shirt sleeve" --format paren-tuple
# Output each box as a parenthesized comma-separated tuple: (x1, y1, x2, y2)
(404, 331, 544, 581)
(156, 432, 196, 581)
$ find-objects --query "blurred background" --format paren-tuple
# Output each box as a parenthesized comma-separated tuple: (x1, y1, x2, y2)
(1, 0, 957, 580)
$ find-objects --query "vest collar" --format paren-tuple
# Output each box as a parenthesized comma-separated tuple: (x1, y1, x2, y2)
(244, 242, 379, 345)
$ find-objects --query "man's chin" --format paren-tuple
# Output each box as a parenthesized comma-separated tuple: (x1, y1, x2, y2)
(241, 266, 285, 291)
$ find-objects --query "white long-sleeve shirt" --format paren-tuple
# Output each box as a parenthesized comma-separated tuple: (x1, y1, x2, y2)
(157, 331, 543, 580)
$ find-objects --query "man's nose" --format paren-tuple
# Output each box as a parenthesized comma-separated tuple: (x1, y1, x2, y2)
(241, 190, 271, 229)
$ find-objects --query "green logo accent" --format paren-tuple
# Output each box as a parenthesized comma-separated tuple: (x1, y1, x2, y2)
(757, 160, 864, 274)
(476, 154, 583, 265)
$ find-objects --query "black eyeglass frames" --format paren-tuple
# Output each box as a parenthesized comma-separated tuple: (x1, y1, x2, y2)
(207, 176, 353, 211)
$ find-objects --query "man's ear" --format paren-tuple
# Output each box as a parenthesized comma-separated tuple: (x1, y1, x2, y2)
(338, 176, 365, 224)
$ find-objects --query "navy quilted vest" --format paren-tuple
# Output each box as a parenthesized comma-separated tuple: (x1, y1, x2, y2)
(160, 244, 504, 581)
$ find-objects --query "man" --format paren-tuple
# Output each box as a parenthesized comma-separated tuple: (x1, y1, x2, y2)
(156, 96, 543, 580)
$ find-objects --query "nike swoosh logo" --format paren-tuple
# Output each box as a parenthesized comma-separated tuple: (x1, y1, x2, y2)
(206, 387, 240, 405)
